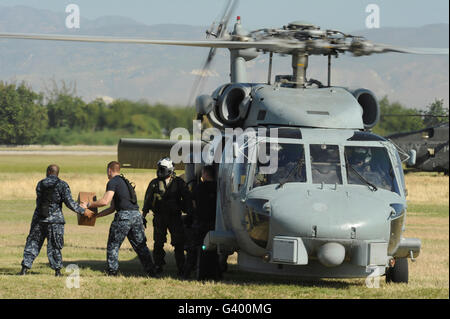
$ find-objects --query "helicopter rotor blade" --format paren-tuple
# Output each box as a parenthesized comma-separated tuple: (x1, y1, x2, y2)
(0, 32, 253, 48)
(187, 0, 239, 111)
(369, 43, 449, 55)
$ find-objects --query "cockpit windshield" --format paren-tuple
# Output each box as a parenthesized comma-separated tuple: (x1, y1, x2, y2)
(310, 144, 342, 184)
(345, 146, 398, 192)
(253, 143, 306, 188)
(250, 141, 400, 194)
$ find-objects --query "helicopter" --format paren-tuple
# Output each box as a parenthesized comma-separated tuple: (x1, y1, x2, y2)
(387, 123, 449, 175)
(1, 1, 448, 284)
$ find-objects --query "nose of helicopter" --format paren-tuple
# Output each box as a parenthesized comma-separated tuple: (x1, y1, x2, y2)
(266, 184, 392, 247)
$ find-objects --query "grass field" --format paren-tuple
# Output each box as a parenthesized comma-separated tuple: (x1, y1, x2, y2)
(0, 150, 448, 299)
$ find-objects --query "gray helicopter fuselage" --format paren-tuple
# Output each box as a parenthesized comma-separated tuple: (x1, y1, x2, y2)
(203, 83, 420, 278)
(210, 127, 419, 278)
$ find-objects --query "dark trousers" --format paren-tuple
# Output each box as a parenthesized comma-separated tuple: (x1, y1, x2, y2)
(107, 210, 155, 273)
(153, 212, 185, 271)
(22, 222, 64, 270)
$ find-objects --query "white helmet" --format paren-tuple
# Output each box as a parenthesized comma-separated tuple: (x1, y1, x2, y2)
(157, 157, 174, 179)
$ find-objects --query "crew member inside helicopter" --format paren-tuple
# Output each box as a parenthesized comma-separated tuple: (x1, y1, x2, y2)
(345, 146, 397, 192)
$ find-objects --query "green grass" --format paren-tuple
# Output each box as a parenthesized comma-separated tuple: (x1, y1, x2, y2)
(0, 153, 448, 299)
(408, 203, 449, 217)
(0, 155, 116, 174)
(0, 196, 448, 299)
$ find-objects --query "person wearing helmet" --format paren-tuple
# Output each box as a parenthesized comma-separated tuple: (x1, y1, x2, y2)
(142, 157, 193, 276)
(347, 147, 373, 184)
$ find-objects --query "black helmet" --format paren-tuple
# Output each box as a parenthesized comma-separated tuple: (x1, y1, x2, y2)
(157, 157, 174, 179)
(349, 147, 371, 165)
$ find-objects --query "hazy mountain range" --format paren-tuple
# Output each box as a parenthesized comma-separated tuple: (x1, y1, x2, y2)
(0, 5, 448, 109)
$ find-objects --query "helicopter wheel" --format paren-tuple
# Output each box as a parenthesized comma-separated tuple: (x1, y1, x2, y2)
(385, 258, 409, 284)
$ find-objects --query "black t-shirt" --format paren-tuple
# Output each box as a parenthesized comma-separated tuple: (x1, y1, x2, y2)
(106, 175, 139, 211)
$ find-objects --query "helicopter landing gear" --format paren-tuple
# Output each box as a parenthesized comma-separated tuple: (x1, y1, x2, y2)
(385, 258, 409, 284)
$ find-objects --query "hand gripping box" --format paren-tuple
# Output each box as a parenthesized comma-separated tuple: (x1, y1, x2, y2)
(77, 192, 98, 226)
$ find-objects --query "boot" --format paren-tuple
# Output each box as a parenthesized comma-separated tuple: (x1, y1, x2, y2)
(154, 265, 163, 274)
(55, 269, 62, 277)
(146, 268, 158, 278)
(106, 269, 118, 276)
(19, 266, 28, 275)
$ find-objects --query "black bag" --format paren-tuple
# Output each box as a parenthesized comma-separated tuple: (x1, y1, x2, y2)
(119, 174, 137, 204)
(39, 180, 60, 218)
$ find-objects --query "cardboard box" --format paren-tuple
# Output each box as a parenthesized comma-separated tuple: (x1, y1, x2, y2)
(77, 192, 98, 227)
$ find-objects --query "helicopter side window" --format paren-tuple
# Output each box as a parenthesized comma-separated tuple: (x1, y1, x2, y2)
(345, 146, 398, 192)
(253, 143, 306, 188)
(310, 144, 342, 184)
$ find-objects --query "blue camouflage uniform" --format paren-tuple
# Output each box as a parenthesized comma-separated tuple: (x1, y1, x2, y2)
(106, 210, 155, 274)
(105, 175, 155, 275)
(21, 175, 85, 270)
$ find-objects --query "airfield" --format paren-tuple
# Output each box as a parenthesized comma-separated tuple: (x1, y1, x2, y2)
(0, 146, 448, 299)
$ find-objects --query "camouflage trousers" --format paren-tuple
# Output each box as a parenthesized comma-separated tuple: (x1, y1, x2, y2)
(107, 210, 155, 273)
(22, 222, 64, 270)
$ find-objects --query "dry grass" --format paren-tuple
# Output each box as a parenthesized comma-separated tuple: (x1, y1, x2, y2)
(405, 173, 449, 205)
(0, 145, 116, 152)
(0, 172, 156, 201)
(0, 152, 448, 298)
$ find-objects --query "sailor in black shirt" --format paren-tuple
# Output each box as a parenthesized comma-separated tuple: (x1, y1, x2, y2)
(85, 161, 156, 277)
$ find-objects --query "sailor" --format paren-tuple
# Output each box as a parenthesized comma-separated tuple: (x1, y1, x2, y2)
(20, 164, 92, 276)
(85, 161, 156, 277)
(182, 165, 219, 279)
(142, 157, 192, 276)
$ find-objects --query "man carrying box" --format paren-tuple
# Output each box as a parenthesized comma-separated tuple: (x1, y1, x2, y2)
(19, 164, 93, 277)
(83, 161, 156, 277)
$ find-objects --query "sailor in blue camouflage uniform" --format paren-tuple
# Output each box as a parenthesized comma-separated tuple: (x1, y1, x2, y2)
(20, 164, 92, 276)
(86, 161, 156, 277)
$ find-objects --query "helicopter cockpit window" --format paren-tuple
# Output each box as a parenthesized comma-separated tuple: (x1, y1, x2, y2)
(253, 143, 306, 188)
(310, 144, 342, 184)
(345, 146, 398, 193)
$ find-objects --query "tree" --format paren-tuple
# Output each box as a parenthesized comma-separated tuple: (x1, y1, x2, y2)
(422, 99, 449, 127)
(373, 96, 425, 136)
(0, 82, 47, 144)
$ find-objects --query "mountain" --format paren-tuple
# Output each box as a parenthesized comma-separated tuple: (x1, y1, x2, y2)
(0, 5, 448, 109)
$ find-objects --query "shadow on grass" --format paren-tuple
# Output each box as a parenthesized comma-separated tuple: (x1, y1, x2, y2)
(219, 265, 357, 289)
(68, 251, 183, 279)
(1, 255, 360, 289)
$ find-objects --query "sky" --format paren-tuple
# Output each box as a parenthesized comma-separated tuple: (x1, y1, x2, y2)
(0, 0, 448, 32)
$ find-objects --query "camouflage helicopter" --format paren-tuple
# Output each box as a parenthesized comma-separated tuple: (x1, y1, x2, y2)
(1, 1, 448, 284)
(387, 122, 449, 175)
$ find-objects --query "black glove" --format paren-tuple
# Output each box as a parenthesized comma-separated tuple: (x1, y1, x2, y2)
(142, 216, 148, 229)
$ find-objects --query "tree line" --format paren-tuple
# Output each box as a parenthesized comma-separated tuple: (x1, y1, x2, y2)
(0, 81, 195, 145)
(0, 81, 448, 145)
(373, 96, 448, 136)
